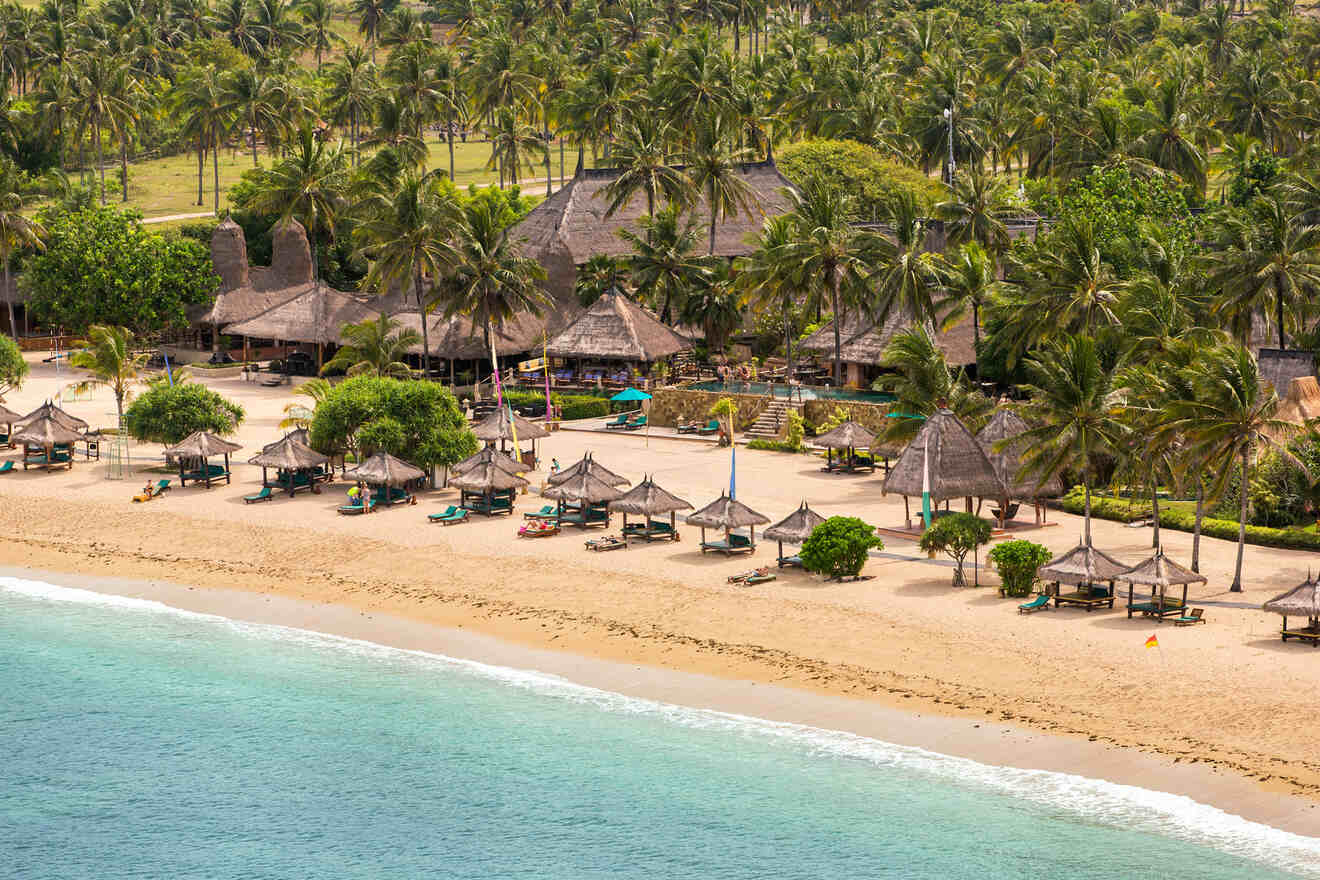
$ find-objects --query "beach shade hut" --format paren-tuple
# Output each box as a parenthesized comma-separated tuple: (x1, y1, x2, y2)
(451, 460, 529, 515)
(609, 475, 691, 543)
(881, 408, 1005, 528)
(764, 501, 827, 568)
(1263, 575, 1320, 644)
(17, 400, 89, 432)
(452, 445, 529, 478)
(163, 431, 241, 487)
(1037, 542, 1130, 610)
(814, 421, 878, 474)
(975, 408, 1064, 526)
(1118, 549, 1207, 621)
(546, 452, 630, 488)
(0, 402, 20, 447)
(344, 452, 425, 506)
(541, 471, 624, 527)
(14, 416, 80, 470)
(544, 290, 692, 380)
(688, 491, 770, 555)
(248, 432, 330, 496)
(472, 407, 550, 467)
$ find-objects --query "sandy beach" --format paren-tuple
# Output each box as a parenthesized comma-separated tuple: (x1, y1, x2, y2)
(6, 356, 1320, 835)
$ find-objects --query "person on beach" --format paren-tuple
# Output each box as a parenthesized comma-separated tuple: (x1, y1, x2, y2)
(551, 457, 560, 474)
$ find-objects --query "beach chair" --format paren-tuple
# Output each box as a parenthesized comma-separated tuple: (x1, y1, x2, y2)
(518, 520, 560, 537)
(1173, 608, 1206, 626)
(696, 419, 720, 435)
(728, 567, 771, 584)
(154, 479, 171, 494)
(1018, 594, 1052, 613)
(338, 498, 374, 515)
(438, 507, 470, 525)
(777, 553, 802, 568)
(585, 535, 626, 551)
(131, 487, 154, 503)
(524, 505, 558, 520)
(244, 486, 274, 504)
(429, 505, 458, 522)
(623, 414, 647, 430)
(0, 460, 13, 474)
(603, 413, 629, 429)
(676, 420, 701, 434)
(745, 573, 777, 585)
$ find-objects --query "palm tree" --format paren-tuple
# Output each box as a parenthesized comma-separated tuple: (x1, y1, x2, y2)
(299, 0, 340, 73)
(221, 68, 287, 166)
(70, 324, 147, 426)
(353, 172, 460, 379)
(736, 214, 801, 377)
(386, 39, 438, 144)
(1167, 345, 1300, 591)
(326, 47, 378, 165)
(175, 64, 229, 210)
(439, 196, 548, 385)
(349, 0, 389, 61)
(868, 190, 946, 332)
(875, 326, 993, 447)
(573, 254, 629, 307)
(939, 241, 995, 367)
(71, 54, 136, 205)
(681, 275, 742, 353)
(322, 314, 421, 378)
(280, 376, 332, 429)
(601, 115, 692, 227)
(485, 106, 545, 188)
(619, 204, 713, 324)
(0, 185, 42, 338)
(685, 111, 756, 255)
(935, 168, 1018, 259)
(1014, 334, 1129, 545)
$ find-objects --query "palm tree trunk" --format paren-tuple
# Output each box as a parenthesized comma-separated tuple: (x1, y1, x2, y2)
(1276, 273, 1286, 350)
(212, 125, 220, 213)
(784, 310, 793, 380)
(416, 263, 430, 380)
(1192, 478, 1204, 573)
(1231, 448, 1248, 591)
(3, 254, 15, 339)
(831, 272, 842, 388)
(1151, 475, 1160, 548)
(95, 119, 106, 205)
(251, 109, 259, 166)
(196, 132, 204, 206)
(707, 181, 717, 255)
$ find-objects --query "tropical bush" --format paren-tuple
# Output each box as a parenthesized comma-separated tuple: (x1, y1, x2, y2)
(799, 516, 883, 580)
(918, 513, 993, 586)
(778, 140, 944, 220)
(0, 333, 28, 396)
(309, 376, 476, 471)
(746, 411, 806, 452)
(123, 381, 244, 445)
(987, 540, 1054, 598)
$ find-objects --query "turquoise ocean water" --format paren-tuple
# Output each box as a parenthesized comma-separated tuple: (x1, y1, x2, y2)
(2, 576, 1318, 879)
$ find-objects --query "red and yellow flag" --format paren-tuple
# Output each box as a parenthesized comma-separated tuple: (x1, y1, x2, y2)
(1145, 634, 1159, 649)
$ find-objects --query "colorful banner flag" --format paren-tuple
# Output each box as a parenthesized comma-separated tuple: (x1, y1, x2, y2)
(920, 434, 932, 528)
(729, 445, 736, 500)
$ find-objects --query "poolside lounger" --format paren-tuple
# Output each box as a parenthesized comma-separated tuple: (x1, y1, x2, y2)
(776, 553, 802, 568)
(154, 479, 171, 493)
(524, 505, 558, 520)
(244, 486, 274, 504)
(585, 535, 626, 551)
(604, 413, 629, 429)
(1173, 608, 1206, 626)
(676, 421, 701, 434)
(338, 499, 374, 515)
(0, 460, 13, 474)
(622, 415, 647, 430)
(1018, 594, 1052, 613)
(696, 419, 720, 435)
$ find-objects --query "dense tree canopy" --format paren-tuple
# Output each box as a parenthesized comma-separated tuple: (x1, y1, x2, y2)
(308, 375, 477, 470)
(123, 380, 245, 445)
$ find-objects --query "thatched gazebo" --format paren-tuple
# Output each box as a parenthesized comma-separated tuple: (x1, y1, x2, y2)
(881, 408, 1004, 528)
(541, 471, 624, 528)
(18, 400, 89, 432)
(15, 416, 80, 471)
(249, 431, 331, 496)
(344, 451, 425, 505)
(451, 461, 528, 515)
(546, 452, 630, 488)
(0, 402, 21, 448)
(1264, 576, 1320, 644)
(764, 501, 827, 568)
(1037, 542, 1130, 610)
(814, 421, 878, 474)
(163, 431, 241, 487)
(473, 407, 550, 467)
(688, 491, 770, 555)
(1119, 549, 1207, 620)
(544, 290, 692, 380)
(452, 445, 528, 477)
(976, 408, 1064, 526)
(609, 475, 691, 543)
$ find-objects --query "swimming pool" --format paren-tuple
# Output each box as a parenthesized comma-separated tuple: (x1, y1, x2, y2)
(688, 380, 895, 403)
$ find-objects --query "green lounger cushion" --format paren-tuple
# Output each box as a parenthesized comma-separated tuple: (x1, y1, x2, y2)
(244, 487, 273, 503)
(1018, 594, 1051, 612)
(154, 479, 171, 492)
(0, 461, 12, 473)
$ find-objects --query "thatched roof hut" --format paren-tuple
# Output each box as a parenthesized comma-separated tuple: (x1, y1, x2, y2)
(814, 421, 877, 450)
(609, 476, 692, 516)
(687, 490, 771, 548)
(541, 471, 625, 505)
(395, 309, 562, 360)
(164, 431, 241, 459)
(453, 446, 527, 476)
(18, 401, 88, 431)
(0, 403, 22, 424)
(473, 408, 550, 443)
(545, 291, 691, 363)
(764, 501, 826, 545)
(344, 451, 425, 487)
(1117, 549, 1206, 618)
(1264, 576, 1320, 624)
(976, 409, 1063, 500)
(798, 310, 977, 371)
(1038, 542, 1130, 588)
(882, 409, 1004, 507)
(547, 453, 629, 488)
(249, 433, 328, 472)
(450, 461, 530, 493)
(1274, 376, 1320, 430)
(223, 285, 379, 345)
(14, 415, 82, 448)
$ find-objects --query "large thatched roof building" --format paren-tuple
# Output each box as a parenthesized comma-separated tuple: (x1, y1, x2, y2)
(546, 291, 691, 364)
(799, 310, 977, 386)
(509, 161, 797, 300)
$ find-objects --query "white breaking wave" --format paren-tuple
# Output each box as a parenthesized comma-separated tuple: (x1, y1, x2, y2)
(5, 574, 1320, 876)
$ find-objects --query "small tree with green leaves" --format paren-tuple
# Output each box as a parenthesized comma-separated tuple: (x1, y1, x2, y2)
(123, 381, 244, 445)
(709, 396, 738, 446)
(919, 513, 993, 586)
(0, 333, 28, 398)
(987, 539, 1053, 597)
(800, 516, 883, 580)
(69, 324, 146, 426)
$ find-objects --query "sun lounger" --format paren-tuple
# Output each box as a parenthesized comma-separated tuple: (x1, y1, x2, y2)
(604, 413, 629, 429)
(1018, 594, 1052, 613)
(702, 534, 754, 555)
(696, 419, 720, 435)
(745, 573, 777, 585)
(1172, 608, 1206, 626)
(622, 415, 647, 430)
(0, 460, 13, 474)
(676, 421, 701, 434)
(244, 486, 274, 504)
(585, 535, 626, 551)
(154, 479, 171, 493)
(728, 567, 772, 584)
(1054, 588, 1114, 611)
(518, 520, 560, 537)
(131, 489, 154, 503)
(429, 506, 470, 525)
(777, 553, 802, 568)
(1282, 625, 1320, 645)
(524, 505, 559, 520)
(338, 498, 375, 515)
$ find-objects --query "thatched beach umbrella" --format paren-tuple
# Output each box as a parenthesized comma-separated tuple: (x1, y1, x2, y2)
(882, 408, 1004, 528)
(248, 432, 329, 495)
(764, 501, 827, 567)
(687, 490, 771, 549)
(453, 445, 529, 477)
(450, 459, 528, 516)
(473, 407, 550, 464)
(814, 421, 877, 474)
(1264, 576, 1320, 642)
(547, 452, 630, 488)
(14, 415, 82, 470)
(18, 400, 88, 431)
(0, 402, 20, 448)
(1038, 542, 1130, 591)
(976, 408, 1063, 525)
(163, 431, 241, 487)
(609, 475, 692, 543)
(543, 471, 625, 527)
(1118, 549, 1207, 620)
(344, 451, 425, 487)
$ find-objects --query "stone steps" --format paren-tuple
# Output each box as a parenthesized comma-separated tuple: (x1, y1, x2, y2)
(744, 401, 797, 440)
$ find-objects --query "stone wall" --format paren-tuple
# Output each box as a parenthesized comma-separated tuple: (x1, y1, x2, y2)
(802, 398, 892, 435)
(650, 388, 769, 430)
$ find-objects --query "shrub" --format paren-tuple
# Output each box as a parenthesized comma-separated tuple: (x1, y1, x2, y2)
(309, 376, 476, 471)
(987, 540, 1053, 597)
(0, 333, 28, 396)
(918, 513, 993, 586)
(800, 516, 883, 580)
(123, 381, 244, 445)
(745, 411, 806, 453)
(778, 140, 944, 220)
(552, 393, 611, 421)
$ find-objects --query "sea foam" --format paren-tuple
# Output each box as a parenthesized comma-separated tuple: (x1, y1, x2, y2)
(5, 574, 1319, 876)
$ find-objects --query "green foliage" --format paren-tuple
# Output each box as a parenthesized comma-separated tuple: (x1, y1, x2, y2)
(747, 410, 806, 452)
(987, 540, 1053, 598)
(918, 513, 993, 586)
(1228, 155, 1280, 208)
(777, 140, 943, 221)
(123, 381, 245, 445)
(551, 393, 612, 420)
(799, 516, 883, 580)
(0, 333, 28, 396)
(26, 206, 217, 333)
(1053, 166, 1195, 277)
(308, 376, 477, 470)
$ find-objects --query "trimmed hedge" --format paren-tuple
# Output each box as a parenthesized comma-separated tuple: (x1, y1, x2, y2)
(500, 390, 613, 421)
(1059, 489, 1150, 523)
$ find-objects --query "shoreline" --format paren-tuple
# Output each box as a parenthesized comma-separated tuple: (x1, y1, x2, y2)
(10, 561, 1319, 839)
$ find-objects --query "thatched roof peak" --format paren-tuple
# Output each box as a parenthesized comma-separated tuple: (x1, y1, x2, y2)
(763, 501, 826, 544)
(547, 453, 629, 488)
(1264, 576, 1320, 619)
(248, 433, 328, 471)
(222, 285, 379, 345)
(545, 291, 692, 362)
(18, 401, 88, 431)
(211, 215, 249, 292)
(451, 460, 529, 492)
(541, 470, 625, 504)
(14, 415, 82, 447)
(976, 408, 1063, 500)
(686, 491, 771, 530)
(473, 408, 550, 442)
(608, 475, 692, 516)
(343, 451, 424, 486)
(1038, 542, 1131, 587)
(814, 420, 876, 450)
(882, 409, 1004, 501)
(163, 431, 241, 459)
(1118, 549, 1207, 588)
(453, 446, 528, 476)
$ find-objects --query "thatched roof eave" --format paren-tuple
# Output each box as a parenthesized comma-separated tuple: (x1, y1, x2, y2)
(686, 492, 771, 529)
(763, 502, 826, 544)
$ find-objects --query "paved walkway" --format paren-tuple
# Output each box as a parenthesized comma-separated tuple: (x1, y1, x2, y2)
(142, 211, 213, 225)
